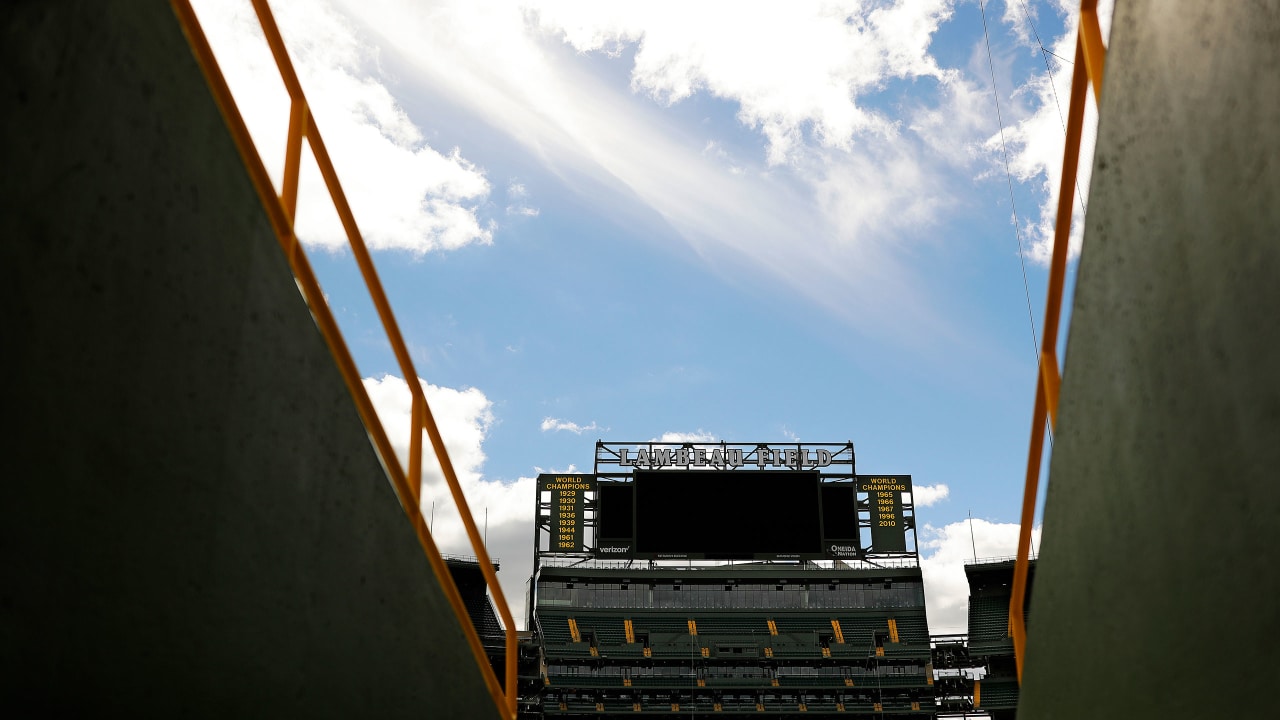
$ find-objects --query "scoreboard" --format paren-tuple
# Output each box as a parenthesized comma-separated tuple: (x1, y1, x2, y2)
(624, 470, 825, 558)
(535, 443, 918, 562)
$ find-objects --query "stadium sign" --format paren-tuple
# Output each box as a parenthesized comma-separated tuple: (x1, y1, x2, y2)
(540, 474, 592, 553)
(534, 444, 919, 564)
(617, 446, 834, 470)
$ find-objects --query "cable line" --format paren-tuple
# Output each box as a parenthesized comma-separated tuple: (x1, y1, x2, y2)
(1019, 0, 1088, 216)
(978, 0, 1041, 367)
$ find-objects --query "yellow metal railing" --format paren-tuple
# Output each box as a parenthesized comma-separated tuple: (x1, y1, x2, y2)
(170, 1, 517, 716)
(1011, 0, 1107, 684)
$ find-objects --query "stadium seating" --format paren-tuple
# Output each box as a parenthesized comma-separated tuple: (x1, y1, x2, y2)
(967, 594, 1012, 645)
(531, 566, 938, 718)
(976, 678, 1021, 709)
(893, 614, 931, 644)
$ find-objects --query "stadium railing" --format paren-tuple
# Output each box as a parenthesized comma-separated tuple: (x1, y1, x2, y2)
(168, 1, 516, 715)
(1011, 0, 1108, 684)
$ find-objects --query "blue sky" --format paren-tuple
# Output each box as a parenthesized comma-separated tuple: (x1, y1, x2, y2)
(194, 0, 1108, 632)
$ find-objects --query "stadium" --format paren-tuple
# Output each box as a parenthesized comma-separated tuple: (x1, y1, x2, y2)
(440, 441, 1038, 718)
(7, 2, 1277, 719)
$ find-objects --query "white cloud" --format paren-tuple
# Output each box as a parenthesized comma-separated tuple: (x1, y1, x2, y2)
(909, 70, 992, 168)
(194, 0, 1119, 353)
(993, 0, 1115, 264)
(540, 417, 602, 434)
(918, 518, 1041, 634)
(190, 0, 493, 254)
(912, 483, 950, 507)
(362, 375, 536, 628)
(653, 430, 718, 443)
(505, 179, 540, 216)
(530, 0, 953, 165)
(363, 374, 494, 482)
(330, 0, 980, 346)
(701, 140, 746, 175)
(532, 464, 582, 475)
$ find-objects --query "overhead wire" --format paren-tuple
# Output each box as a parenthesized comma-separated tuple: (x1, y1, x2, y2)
(1018, 0, 1088, 216)
(979, 0, 1055, 448)
(977, 0, 1041, 366)
(1019, 4, 1086, 458)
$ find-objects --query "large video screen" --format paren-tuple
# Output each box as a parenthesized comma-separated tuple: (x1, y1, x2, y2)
(596, 482, 634, 541)
(628, 470, 823, 559)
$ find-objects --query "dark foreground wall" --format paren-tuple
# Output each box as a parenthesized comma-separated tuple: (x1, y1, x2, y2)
(0, 2, 499, 717)
(1019, 1, 1280, 718)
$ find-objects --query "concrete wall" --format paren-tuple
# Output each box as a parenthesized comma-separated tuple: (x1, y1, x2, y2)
(1, 2, 499, 717)
(1018, 1, 1280, 717)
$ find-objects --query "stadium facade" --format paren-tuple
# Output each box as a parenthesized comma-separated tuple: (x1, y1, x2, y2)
(509, 442, 958, 718)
